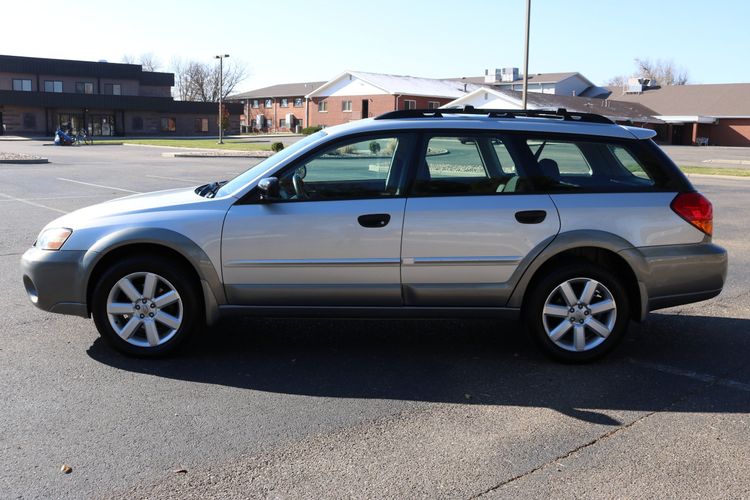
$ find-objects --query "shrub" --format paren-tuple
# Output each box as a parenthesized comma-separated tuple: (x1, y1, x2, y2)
(301, 126, 323, 135)
(342, 144, 356, 154)
(271, 142, 284, 152)
(369, 141, 381, 154)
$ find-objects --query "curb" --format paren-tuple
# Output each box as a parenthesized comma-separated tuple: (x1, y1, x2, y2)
(685, 173, 750, 181)
(0, 158, 49, 164)
(161, 152, 273, 158)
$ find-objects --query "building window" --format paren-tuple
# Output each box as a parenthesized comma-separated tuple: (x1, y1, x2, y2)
(131, 116, 144, 130)
(104, 83, 121, 95)
(404, 100, 416, 110)
(160, 117, 176, 132)
(427, 101, 440, 110)
(44, 80, 63, 93)
(264, 98, 273, 108)
(280, 98, 289, 108)
(342, 100, 352, 112)
(251, 99, 259, 108)
(318, 100, 328, 112)
(195, 118, 209, 132)
(76, 82, 94, 94)
(279, 118, 287, 128)
(23, 113, 37, 129)
(294, 97, 303, 107)
(12, 79, 32, 91)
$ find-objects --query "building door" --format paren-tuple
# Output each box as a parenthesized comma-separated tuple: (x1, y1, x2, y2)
(671, 125, 685, 145)
(361, 99, 369, 119)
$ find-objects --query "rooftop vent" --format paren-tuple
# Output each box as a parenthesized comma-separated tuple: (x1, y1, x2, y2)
(625, 77, 653, 94)
(484, 67, 519, 84)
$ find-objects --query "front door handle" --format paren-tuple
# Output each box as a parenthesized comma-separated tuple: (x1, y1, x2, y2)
(515, 210, 547, 224)
(358, 213, 391, 228)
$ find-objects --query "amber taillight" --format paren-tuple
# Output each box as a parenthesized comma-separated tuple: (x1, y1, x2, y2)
(671, 192, 713, 236)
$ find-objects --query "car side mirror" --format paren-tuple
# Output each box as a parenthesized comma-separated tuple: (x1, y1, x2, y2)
(258, 177, 280, 200)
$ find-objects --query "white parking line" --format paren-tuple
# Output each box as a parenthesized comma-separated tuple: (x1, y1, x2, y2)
(628, 358, 750, 393)
(57, 178, 141, 194)
(0, 192, 68, 214)
(146, 174, 202, 183)
(0, 194, 109, 203)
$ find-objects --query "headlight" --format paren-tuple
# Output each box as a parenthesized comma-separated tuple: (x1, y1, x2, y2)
(37, 228, 72, 250)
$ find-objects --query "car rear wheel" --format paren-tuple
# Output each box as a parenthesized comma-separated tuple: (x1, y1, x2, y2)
(91, 255, 201, 357)
(524, 261, 630, 362)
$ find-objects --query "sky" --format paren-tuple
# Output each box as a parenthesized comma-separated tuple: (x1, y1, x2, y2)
(3, 0, 749, 93)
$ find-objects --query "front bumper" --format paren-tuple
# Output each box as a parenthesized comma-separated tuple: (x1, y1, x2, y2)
(21, 247, 89, 318)
(622, 242, 728, 316)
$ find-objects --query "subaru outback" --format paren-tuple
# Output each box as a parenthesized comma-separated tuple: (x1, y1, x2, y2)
(21, 108, 728, 361)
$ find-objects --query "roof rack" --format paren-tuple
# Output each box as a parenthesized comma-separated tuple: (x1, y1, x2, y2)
(374, 105, 615, 124)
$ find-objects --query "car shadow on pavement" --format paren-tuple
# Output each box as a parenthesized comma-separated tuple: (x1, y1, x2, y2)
(87, 313, 750, 425)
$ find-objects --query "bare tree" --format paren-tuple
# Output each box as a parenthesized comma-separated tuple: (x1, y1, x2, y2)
(606, 75, 627, 87)
(171, 58, 247, 102)
(139, 52, 161, 72)
(607, 58, 689, 87)
(634, 58, 688, 85)
(121, 53, 161, 72)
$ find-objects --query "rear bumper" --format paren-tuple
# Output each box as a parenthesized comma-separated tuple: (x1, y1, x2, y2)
(622, 242, 728, 317)
(20, 247, 89, 318)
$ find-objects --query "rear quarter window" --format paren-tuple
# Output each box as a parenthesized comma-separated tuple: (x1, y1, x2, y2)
(524, 136, 670, 192)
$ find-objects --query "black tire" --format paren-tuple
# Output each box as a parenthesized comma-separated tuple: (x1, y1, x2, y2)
(523, 260, 630, 362)
(91, 255, 202, 357)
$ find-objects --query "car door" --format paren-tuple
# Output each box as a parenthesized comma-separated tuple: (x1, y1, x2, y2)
(400, 132, 560, 306)
(221, 133, 415, 306)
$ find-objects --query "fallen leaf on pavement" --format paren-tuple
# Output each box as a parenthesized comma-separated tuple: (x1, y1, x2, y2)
(60, 464, 73, 474)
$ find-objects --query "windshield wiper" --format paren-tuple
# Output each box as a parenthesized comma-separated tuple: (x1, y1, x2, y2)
(195, 180, 227, 198)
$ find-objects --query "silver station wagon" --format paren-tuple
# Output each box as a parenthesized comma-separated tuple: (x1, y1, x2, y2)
(21, 108, 727, 361)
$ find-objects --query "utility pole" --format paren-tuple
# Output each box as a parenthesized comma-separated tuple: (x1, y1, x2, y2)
(522, 0, 531, 110)
(215, 54, 230, 144)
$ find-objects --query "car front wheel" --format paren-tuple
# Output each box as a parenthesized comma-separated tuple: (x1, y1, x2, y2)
(524, 261, 630, 362)
(91, 255, 201, 357)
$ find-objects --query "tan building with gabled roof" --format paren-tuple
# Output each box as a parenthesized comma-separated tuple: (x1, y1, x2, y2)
(606, 83, 750, 146)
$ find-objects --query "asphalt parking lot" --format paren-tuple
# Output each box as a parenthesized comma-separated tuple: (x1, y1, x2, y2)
(1, 140, 749, 499)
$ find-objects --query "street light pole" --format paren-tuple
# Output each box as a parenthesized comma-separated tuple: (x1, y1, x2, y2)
(522, 0, 531, 110)
(215, 54, 230, 144)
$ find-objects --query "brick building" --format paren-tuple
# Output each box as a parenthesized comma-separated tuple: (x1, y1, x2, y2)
(0, 54, 241, 137)
(605, 81, 750, 146)
(230, 71, 479, 131)
(230, 81, 324, 133)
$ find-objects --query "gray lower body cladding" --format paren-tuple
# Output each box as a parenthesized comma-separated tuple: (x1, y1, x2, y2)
(622, 242, 727, 314)
(21, 248, 89, 318)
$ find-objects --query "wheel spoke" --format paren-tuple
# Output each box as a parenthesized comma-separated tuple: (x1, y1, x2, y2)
(574, 324, 586, 351)
(117, 277, 141, 302)
(589, 299, 616, 315)
(579, 279, 598, 305)
(142, 273, 158, 300)
(144, 320, 160, 346)
(154, 290, 179, 309)
(107, 302, 133, 315)
(543, 304, 570, 318)
(549, 320, 573, 341)
(586, 318, 611, 338)
(155, 310, 181, 330)
(117, 316, 141, 340)
(559, 281, 577, 307)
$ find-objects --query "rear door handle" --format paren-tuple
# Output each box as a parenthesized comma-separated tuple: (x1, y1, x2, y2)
(358, 213, 391, 228)
(515, 210, 547, 224)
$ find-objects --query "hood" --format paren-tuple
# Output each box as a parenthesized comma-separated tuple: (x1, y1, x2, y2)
(46, 186, 215, 230)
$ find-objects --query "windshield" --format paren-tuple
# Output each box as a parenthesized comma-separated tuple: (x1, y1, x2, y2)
(215, 130, 328, 197)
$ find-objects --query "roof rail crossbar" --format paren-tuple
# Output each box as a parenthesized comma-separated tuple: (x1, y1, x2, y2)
(374, 106, 614, 124)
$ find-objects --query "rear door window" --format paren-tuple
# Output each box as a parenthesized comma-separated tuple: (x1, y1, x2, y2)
(410, 134, 526, 195)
